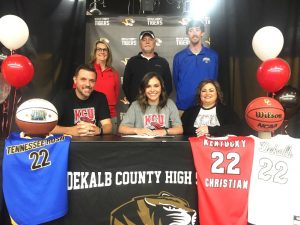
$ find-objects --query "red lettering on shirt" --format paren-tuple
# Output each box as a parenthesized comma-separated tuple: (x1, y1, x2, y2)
(144, 114, 165, 128)
(73, 108, 96, 124)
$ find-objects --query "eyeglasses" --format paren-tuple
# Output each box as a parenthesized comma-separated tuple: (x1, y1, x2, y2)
(96, 48, 108, 52)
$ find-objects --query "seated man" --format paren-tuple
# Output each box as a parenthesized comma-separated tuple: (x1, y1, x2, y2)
(51, 64, 112, 136)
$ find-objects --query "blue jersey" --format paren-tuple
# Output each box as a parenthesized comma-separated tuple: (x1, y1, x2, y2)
(3, 132, 71, 225)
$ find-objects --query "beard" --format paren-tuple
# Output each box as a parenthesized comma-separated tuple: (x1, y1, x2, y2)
(76, 86, 92, 99)
(189, 36, 201, 45)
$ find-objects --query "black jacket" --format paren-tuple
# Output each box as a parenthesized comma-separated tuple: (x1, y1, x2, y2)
(122, 52, 172, 103)
(181, 103, 243, 137)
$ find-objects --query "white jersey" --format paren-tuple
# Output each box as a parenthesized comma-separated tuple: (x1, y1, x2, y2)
(248, 135, 300, 225)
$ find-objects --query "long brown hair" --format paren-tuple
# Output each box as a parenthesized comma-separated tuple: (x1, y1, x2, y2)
(196, 80, 224, 105)
(137, 72, 168, 113)
(89, 38, 113, 67)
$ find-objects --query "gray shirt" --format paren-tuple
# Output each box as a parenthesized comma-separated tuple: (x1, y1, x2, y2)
(121, 99, 182, 129)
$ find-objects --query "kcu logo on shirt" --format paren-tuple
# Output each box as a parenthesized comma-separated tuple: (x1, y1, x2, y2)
(144, 114, 165, 129)
(73, 108, 95, 124)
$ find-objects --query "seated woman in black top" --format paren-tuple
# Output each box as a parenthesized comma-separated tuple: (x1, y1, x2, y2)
(182, 80, 242, 137)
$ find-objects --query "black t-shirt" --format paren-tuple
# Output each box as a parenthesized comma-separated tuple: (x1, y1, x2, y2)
(52, 90, 110, 127)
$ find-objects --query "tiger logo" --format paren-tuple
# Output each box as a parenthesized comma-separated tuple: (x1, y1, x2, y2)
(178, 18, 190, 26)
(122, 18, 135, 26)
(110, 191, 197, 225)
(121, 58, 130, 66)
(155, 38, 162, 47)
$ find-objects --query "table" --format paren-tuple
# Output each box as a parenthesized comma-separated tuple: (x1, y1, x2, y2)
(1, 135, 198, 225)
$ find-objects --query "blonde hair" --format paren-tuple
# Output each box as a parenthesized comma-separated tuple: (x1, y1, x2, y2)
(89, 38, 112, 67)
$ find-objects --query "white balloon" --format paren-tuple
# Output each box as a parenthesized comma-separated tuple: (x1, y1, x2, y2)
(0, 15, 29, 50)
(252, 26, 284, 61)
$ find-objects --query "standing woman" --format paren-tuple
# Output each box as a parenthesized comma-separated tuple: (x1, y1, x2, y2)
(181, 80, 242, 137)
(118, 72, 183, 136)
(90, 38, 120, 133)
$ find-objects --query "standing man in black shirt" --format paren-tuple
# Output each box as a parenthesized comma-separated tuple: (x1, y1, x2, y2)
(122, 30, 172, 103)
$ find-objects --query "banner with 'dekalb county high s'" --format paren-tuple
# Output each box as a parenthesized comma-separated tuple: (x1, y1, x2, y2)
(65, 141, 198, 225)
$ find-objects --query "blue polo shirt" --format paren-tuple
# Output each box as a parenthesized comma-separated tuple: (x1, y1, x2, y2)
(173, 46, 218, 110)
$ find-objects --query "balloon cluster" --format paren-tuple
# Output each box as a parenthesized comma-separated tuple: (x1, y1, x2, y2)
(248, 26, 300, 135)
(0, 15, 34, 103)
(252, 26, 290, 93)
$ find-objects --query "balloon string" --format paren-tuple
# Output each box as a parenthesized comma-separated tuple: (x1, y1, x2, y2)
(8, 88, 17, 134)
(1, 96, 9, 138)
(268, 92, 275, 98)
(5, 100, 8, 130)
(284, 120, 288, 134)
(1, 101, 6, 135)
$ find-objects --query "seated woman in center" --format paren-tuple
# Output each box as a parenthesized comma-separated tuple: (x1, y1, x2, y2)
(182, 80, 242, 137)
(118, 72, 183, 136)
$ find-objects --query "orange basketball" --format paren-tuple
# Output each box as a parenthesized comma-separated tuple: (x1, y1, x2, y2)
(245, 97, 284, 132)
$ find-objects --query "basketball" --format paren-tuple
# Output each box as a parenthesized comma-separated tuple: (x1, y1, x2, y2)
(15, 98, 58, 136)
(245, 97, 284, 132)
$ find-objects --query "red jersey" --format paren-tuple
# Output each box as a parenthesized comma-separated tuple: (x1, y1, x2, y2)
(189, 136, 254, 225)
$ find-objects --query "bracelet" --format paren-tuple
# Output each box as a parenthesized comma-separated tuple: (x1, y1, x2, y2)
(164, 128, 169, 135)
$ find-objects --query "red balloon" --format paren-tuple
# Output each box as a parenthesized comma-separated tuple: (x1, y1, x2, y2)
(1, 54, 34, 89)
(257, 58, 290, 93)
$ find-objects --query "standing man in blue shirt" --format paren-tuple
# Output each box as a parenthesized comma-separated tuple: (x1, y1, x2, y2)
(173, 20, 218, 112)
